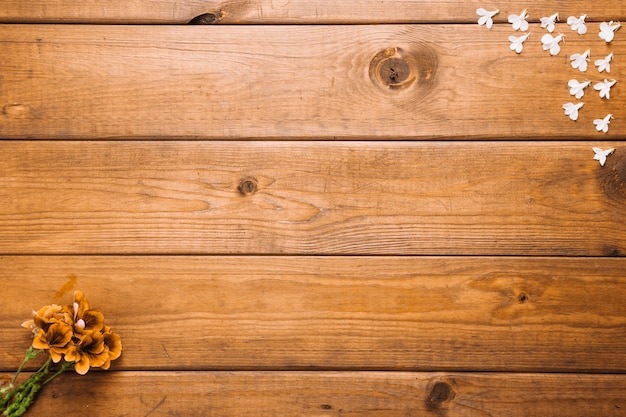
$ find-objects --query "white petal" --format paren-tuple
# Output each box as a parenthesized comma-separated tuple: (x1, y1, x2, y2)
(599, 21, 620, 42)
(477, 8, 498, 28)
(550, 44, 561, 55)
(540, 12, 559, 32)
(593, 115, 612, 133)
(600, 30, 614, 42)
(520, 20, 529, 31)
(508, 10, 528, 31)
(563, 102, 584, 120)
(595, 154, 607, 165)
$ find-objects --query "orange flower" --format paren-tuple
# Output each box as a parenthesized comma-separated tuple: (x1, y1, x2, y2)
(72, 291, 105, 336)
(72, 291, 89, 320)
(22, 289, 122, 376)
(100, 327, 122, 370)
(64, 331, 108, 375)
(22, 303, 73, 334)
(74, 309, 105, 336)
(32, 322, 73, 362)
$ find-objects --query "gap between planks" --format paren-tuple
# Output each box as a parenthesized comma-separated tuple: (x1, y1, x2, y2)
(0, 1, 625, 24)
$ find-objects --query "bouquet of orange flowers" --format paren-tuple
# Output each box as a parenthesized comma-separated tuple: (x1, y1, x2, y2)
(0, 291, 122, 416)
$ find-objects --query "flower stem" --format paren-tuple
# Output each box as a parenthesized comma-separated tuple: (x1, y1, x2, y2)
(1, 357, 51, 417)
(2, 348, 41, 392)
(10, 348, 41, 387)
(0, 348, 42, 411)
(43, 361, 73, 386)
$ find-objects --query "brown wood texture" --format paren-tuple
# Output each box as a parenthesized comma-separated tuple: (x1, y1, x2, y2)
(0, 24, 624, 140)
(2, 371, 622, 416)
(2, 7, 625, 416)
(1, 256, 625, 372)
(1, 1, 625, 24)
(1, 141, 624, 256)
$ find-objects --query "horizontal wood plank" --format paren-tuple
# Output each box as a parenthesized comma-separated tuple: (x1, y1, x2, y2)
(0, 25, 624, 139)
(1, 256, 625, 372)
(4, 371, 624, 416)
(1, 141, 624, 256)
(1, 1, 625, 24)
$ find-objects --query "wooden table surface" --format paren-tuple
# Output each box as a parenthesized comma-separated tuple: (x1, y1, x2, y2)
(1, 1, 625, 416)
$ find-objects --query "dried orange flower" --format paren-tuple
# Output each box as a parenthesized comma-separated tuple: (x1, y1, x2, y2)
(32, 322, 73, 363)
(2, 289, 122, 416)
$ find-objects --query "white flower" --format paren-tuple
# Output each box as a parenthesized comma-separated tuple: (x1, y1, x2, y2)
(508, 9, 529, 31)
(563, 102, 584, 121)
(476, 8, 500, 29)
(568, 79, 591, 99)
(567, 14, 588, 35)
(599, 21, 621, 42)
(593, 114, 613, 133)
(540, 12, 559, 32)
(541, 33, 564, 55)
(509, 33, 530, 53)
(570, 49, 590, 72)
(592, 147, 615, 166)
(594, 79, 617, 99)
(594, 52, 614, 73)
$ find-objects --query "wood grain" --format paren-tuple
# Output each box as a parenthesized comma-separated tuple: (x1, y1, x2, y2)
(1, 1, 625, 24)
(0, 25, 624, 139)
(1, 141, 624, 256)
(1, 256, 625, 372)
(2, 371, 622, 416)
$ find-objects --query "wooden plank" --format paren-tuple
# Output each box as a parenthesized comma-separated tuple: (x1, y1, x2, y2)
(1, 141, 624, 256)
(1, 256, 625, 372)
(0, 25, 624, 140)
(4, 371, 625, 416)
(1, 1, 625, 24)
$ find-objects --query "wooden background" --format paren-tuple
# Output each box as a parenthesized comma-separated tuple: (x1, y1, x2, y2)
(1, 1, 625, 415)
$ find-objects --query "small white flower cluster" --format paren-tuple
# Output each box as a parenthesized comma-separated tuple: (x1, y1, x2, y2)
(559, 17, 618, 133)
(476, 8, 621, 135)
(476, 8, 534, 53)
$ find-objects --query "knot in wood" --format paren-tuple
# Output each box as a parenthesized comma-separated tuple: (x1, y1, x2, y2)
(426, 381, 454, 410)
(188, 11, 223, 24)
(369, 45, 437, 93)
(517, 292, 529, 304)
(238, 178, 258, 196)
(602, 245, 622, 257)
(379, 58, 410, 86)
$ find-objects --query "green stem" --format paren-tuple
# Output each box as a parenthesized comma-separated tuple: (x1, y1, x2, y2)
(2, 357, 51, 417)
(43, 361, 73, 386)
(10, 348, 41, 387)
(0, 348, 42, 411)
